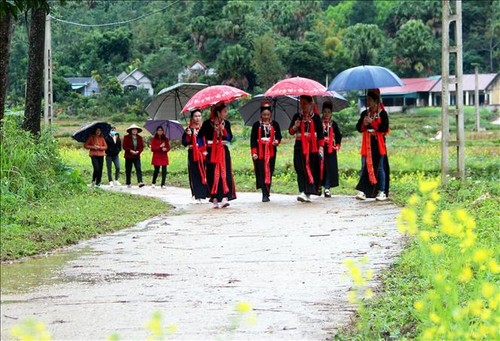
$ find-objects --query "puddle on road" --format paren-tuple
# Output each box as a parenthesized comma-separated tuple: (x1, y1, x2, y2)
(1, 247, 96, 295)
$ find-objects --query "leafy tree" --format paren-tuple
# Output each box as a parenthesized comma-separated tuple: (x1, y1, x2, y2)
(348, 0, 377, 26)
(142, 47, 183, 89)
(216, 44, 251, 89)
(394, 19, 439, 77)
(283, 40, 326, 82)
(251, 33, 286, 90)
(342, 23, 385, 65)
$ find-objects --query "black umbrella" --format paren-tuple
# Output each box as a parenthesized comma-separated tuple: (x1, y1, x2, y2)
(239, 94, 298, 128)
(72, 121, 111, 143)
(143, 119, 185, 141)
(145, 82, 208, 120)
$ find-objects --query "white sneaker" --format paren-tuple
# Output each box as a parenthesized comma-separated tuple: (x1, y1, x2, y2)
(376, 191, 387, 201)
(196, 198, 203, 203)
(127, 184, 132, 188)
(355, 191, 366, 200)
(161, 185, 166, 189)
(297, 192, 308, 202)
(151, 184, 156, 189)
(114, 180, 121, 186)
(109, 181, 114, 187)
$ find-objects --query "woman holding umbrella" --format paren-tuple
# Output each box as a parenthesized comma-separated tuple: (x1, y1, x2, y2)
(289, 95, 324, 202)
(320, 101, 342, 198)
(84, 127, 108, 188)
(182, 109, 209, 202)
(150, 126, 171, 189)
(250, 101, 282, 202)
(198, 102, 236, 208)
(355, 88, 390, 201)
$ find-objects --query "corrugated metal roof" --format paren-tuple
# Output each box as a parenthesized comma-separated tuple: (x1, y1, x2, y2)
(430, 73, 497, 92)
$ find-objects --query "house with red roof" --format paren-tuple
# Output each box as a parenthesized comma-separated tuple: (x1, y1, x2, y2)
(376, 73, 499, 112)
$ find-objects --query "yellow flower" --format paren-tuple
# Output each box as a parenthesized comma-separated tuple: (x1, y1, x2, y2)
(365, 269, 374, 281)
(481, 282, 495, 298)
(429, 312, 441, 324)
(459, 230, 476, 250)
(419, 230, 432, 242)
(469, 299, 483, 316)
(422, 327, 436, 340)
(408, 194, 420, 205)
(419, 180, 439, 194)
(459, 266, 473, 283)
(488, 259, 500, 273)
(439, 210, 456, 236)
(489, 293, 500, 310)
(434, 273, 445, 283)
(480, 308, 491, 321)
(364, 288, 374, 298)
(473, 249, 491, 264)
(347, 290, 358, 304)
(414, 300, 425, 312)
(343, 259, 354, 267)
(430, 243, 444, 255)
(429, 191, 440, 202)
(236, 301, 252, 313)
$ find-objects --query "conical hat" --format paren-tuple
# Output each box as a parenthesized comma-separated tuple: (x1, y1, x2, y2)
(126, 123, 143, 134)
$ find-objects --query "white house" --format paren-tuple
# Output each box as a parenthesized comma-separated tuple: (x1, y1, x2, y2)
(65, 77, 100, 96)
(117, 68, 154, 95)
(177, 60, 216, 83)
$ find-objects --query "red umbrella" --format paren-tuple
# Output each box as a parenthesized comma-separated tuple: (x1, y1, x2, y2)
(181, 85, 250, 113)
(264, 76, 328, 98)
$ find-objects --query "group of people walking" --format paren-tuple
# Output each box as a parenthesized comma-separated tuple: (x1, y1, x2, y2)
(83, 88, 390, 206)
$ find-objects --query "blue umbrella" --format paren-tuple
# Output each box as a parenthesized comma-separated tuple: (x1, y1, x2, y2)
(144, 119, 185, 141)
(72, 121, 111, 143)
(327, 65, 404, 91)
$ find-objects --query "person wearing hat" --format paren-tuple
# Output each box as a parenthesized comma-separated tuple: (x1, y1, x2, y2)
(198, 102, 236, 208)
(84, 127, 108, 188)
(122, 124, 145, 188)
(182, 109, 209, 202)
(355, 88, 390, 201)
(250, 101, 282, 202)
(320, 101, 342, 198)
(289, 95, 325, 202)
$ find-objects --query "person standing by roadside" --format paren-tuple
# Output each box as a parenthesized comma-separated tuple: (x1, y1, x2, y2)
(320, 101, 342, 198)
(355, 88, 390, 201)
(122, 124, 145, 188)
(198, 102, 236, 208)
(289, 95, 324, 202)
(150, 126, 170, 189)
(182, 109, 208, 202)
(104, 126, 122, 187)
(250, 101, 282, 202)
(84, 127, 108, 188)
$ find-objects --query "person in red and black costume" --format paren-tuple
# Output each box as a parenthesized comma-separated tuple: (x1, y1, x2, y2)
(320, 101, 342, 198)
(182, 109, 209, 203)
(198, 102, 236, 208)
(355, 88, 390, 201)
(289, 95, 325, 202)
(250, 101, 282, 202)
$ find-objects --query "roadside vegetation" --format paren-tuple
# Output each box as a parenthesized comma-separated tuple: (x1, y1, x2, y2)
(1, 106, 499, 339)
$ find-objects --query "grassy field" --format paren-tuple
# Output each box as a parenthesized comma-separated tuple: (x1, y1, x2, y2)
(2, 106, 499, 339)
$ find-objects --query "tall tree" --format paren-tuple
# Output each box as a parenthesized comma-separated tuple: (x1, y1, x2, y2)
(342, 23, 385, 66)
(23, 6, 46, 135)
(0, 9, 14, 123)
(394, 19, 438, 77)
(251, 33, 286, 90)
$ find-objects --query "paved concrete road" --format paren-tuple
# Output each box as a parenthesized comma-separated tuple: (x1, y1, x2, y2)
(1, 186, 402, 340)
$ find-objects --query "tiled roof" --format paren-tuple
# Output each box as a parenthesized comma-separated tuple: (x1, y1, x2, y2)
(380, 77, 440, 95)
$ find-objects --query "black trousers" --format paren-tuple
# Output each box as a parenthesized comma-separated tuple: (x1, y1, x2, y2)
(90, 156, 104, 185)
(106, 155, 120, 182)
(152, 165, 167, 186)
(125, 158, 142, 185)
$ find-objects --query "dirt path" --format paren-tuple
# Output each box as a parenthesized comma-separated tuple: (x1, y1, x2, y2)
(1, 186, 403, 340)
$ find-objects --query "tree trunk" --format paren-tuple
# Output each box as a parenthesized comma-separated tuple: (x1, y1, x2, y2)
(23, 7, 46, 136)
(0, 13, 14, 124)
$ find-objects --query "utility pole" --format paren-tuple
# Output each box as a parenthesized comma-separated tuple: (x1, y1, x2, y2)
(441, 0, 465, 183)
(474, 65, 480, 132)
(44, 14, 53, 126)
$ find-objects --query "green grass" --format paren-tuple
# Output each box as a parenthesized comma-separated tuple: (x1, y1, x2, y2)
(2, 107, 499, 339)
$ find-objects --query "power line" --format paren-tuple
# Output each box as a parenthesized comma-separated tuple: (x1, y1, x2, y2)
(49, 0, 180, 27)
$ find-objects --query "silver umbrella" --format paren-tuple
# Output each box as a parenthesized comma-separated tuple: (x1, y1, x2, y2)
(146, 82, 208, 120)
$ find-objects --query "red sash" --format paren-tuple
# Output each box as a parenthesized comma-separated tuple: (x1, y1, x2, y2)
(190, 126, 207, 184)
(300, 113, 318, 184)
(257, 123, 275, 185)
(210, 124, 229, 195)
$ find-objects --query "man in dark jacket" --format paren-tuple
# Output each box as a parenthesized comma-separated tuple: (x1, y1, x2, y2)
(105, 126, 122, 186)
